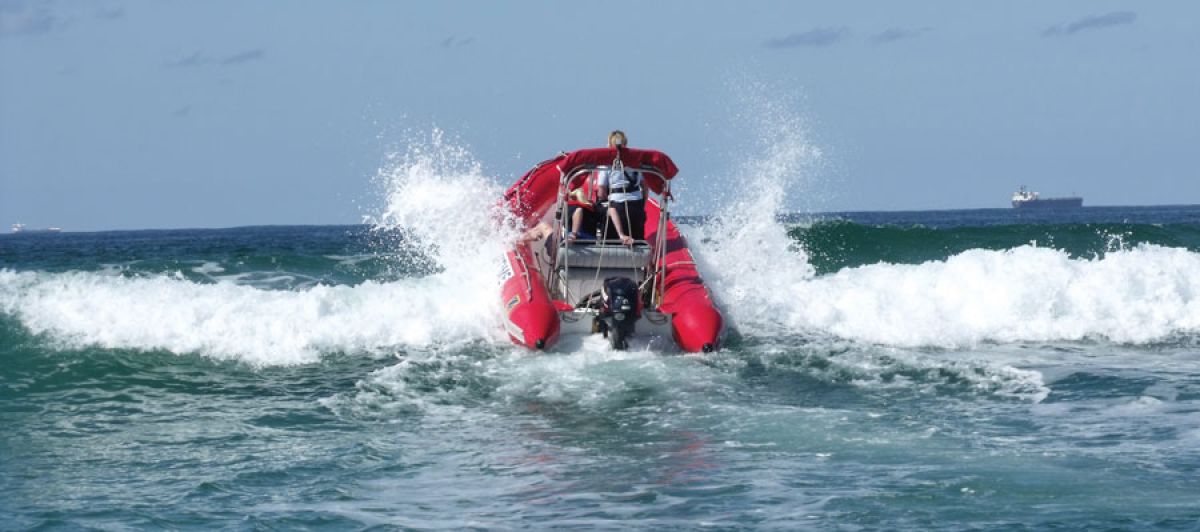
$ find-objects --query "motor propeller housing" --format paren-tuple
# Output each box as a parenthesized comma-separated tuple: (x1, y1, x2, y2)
(599, 276, 641, 350)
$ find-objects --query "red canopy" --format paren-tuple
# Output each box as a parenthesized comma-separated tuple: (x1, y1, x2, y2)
(502, 147, 678, 228)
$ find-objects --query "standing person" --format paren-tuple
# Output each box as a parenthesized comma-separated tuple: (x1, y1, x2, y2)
(597, 130, 644, 245)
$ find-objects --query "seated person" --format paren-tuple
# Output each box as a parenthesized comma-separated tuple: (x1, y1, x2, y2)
(565, 172, 600, 242)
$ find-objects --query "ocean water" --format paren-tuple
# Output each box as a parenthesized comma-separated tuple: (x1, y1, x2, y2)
(3, 204, 1199, 530)
(3, 132, 1200, 529)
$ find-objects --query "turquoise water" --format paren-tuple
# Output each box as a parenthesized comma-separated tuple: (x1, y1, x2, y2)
(3, 207, 1200, 529)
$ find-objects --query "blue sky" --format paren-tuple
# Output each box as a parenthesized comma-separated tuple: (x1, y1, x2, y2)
(2, 1, 1197, 231)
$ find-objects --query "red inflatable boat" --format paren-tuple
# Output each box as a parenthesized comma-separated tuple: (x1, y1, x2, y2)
(499, 147, 723, 352)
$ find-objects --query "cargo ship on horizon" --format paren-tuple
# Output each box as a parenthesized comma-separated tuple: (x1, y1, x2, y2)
(1011, 186, 1083, 209)
(10, 223, 62, 234)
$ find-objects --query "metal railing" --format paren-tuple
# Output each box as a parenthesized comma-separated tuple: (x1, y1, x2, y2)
(547, 165, 673, 309)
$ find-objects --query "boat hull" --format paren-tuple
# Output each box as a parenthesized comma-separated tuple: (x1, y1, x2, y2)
(499, 245, 559, 350)
(645, 198, 723, 352)
(1013, 198, 1083, 208)
(500, 203, 723, 352)
(498, 146, 722, 353)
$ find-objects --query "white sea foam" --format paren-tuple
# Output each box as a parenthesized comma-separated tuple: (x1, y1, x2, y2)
(0, 130, 521, 366)
(0, 269, 506, 366)
(191, 261, 226, 275)
(492, 345, 682, 408)
(711, 243, 1200, 348)
(5, 123, 1200, 366)
(682, 85, 1200, 349)
(695, 185, 1200, 347)
(862, 352, 1050, 402)
(9, 241, 1193, 365)
(365, 128, 520, 277)
(686, 82, 823, 333)
(319, 335, 724, 420)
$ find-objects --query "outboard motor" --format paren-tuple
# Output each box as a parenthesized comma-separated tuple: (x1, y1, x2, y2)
(596, 276, 641, 350)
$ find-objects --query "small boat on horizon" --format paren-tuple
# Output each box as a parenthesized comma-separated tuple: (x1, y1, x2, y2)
(11, 223, 62, 234)
(1011, 186, 1083, 209)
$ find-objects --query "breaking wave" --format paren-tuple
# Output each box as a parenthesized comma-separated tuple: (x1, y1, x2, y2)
(0, 270, 504, 366)
(0, 131, 517, 366)
(686, 83, 1200, 349)
(699, 212, 1200, 347)
(3, 126, 1199, 366)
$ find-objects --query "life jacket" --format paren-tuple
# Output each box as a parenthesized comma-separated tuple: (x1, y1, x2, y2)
(567, 171, 599, 211)
(606, 170, 642, 194)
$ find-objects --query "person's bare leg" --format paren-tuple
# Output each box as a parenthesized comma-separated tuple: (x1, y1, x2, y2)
(608, 206, 633, 245)
(566, 208, 584, 242)
(572, 208, 585, 235)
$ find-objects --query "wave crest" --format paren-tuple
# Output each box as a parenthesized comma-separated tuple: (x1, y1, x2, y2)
(720, 243, 1200, 347)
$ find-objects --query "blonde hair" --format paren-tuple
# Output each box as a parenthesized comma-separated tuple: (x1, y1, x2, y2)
(608, 130, 627, 148)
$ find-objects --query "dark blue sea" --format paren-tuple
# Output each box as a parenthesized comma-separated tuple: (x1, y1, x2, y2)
(3, 204, 1200, 530)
